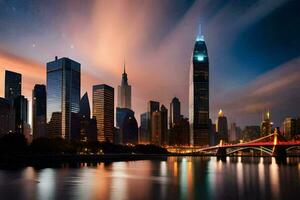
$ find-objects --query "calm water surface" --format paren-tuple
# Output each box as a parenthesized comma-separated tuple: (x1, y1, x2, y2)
(0, 157, 299, 200)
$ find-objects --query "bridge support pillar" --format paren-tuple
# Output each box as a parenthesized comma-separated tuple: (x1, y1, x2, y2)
(216, 147, 227, 158)
(272, 146, 287, 158)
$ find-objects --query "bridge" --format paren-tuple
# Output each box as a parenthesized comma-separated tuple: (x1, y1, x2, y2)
(168, 131, 300, 157)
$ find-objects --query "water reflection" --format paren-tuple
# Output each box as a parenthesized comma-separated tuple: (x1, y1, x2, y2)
(0, 157, 299, 200)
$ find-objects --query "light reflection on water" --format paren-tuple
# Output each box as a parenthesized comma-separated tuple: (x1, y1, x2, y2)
(0, 157, 299, 200)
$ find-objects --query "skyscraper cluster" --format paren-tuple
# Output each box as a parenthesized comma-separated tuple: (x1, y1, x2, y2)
(1, 30, 298, 148)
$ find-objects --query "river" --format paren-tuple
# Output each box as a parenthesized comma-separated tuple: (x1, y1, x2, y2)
(0, 157, 299, 200)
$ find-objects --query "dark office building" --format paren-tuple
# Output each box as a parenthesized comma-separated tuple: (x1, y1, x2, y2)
(148, 100, 160, 142)
(0, 97, 15, 136)
(189, 34, 209, 146)
(32, 84, 46, 139)
(14, 95, 28, 135)
(169, 97, 181, 128)
(79, 92, 91, 119)
(46, 57, 81, 141)
(216, 110, 228, 143)
(79, 92, 97, 142)
(93, 84, 114, 142)
(116, 108, 138, 144)
(169, 117, 190, 146)
(5, 70, 21, 99)
(140, 112, 150, 144)
(160, 105, 168, 146)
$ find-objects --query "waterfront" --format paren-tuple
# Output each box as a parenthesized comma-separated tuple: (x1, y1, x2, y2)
(0, 157, 299, 200)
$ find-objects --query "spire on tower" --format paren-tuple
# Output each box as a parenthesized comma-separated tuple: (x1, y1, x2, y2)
(196, 23, 204, 42)
(123, 58, 126, 74)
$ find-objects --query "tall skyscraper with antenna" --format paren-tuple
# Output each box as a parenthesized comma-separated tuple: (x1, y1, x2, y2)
(189, 26, 209, 146)
(118, 61, 132, 109)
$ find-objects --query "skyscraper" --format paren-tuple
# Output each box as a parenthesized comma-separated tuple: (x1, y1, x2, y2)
(151, 111, 161, 145)
(14, 95, 28, 134)
(189, 33, 209, 146)
(169, 97, 181, 128)
(160, 105, 168, 146)
(93, 84, 114, 142)
(148, 100, 160, 142)
(261, 110, 273, 136)
(0, 97, 15, 136)
(79, 92, 91, 119)
(79, 93, 97, 142)
(32, 84, 46, 139)
(46, 57, 81, 141)
(229, 122, 237, 142)
(118, 62, 131, 109)
(5, 70, 21, 99)
(116, 108, 138, 144)
(140, 112, 150, 144)
(216, 109, 228, 143)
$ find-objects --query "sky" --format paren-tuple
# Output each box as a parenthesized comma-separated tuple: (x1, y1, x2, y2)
(0, 0, 300, 128)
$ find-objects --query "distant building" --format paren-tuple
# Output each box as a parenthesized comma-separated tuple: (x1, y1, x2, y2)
(46, 57, 81, 141)
(169, 97, 181, 128)
(116, 108, 138, 144)
(117, 62, 131, 109)
(93, 84, 114, 142)
(79, 92, 91, 119)
(148, 100, 160, 142)
(79, 93, 97, 142)
(5, 70, 21, 99)
(169, 116, 190, 146)
(229, 122, 237, 142)
(208, 119, 217, 146)
(0, 97, 15, 136)
(140, 112, 150, 144)
(151, 111, 161, 145)
(14, 95, 28, 135)
(241, 126, 260, 141)
(32, 84, 46, 139)
(189, 33, 209, 146)
(260, 110, 273, 136)
(216, 109, 228, 143)
(282, 117, 300, 140)
(160, 105, 168, 146)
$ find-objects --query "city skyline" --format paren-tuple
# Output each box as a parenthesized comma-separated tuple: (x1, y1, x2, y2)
(0, 0, 300, 127)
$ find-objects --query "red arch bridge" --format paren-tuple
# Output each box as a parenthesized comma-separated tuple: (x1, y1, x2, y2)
(167, 132, 300, 157)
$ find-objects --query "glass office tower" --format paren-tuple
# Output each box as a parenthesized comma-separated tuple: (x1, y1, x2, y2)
(47, 57, 81, 141)
(189, 34, 209, 146)
(32, 84, 47, 139)
(5, 70, 21, 99)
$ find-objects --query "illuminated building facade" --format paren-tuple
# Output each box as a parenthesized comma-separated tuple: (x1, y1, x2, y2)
(260, 110, 273, 136)
(160, 105, 168, 146)
(282, 117, 300, 140)
(46, 57, 81, 141)
(93, 84, 114, 142)
(189, 33, 209, 146)
(216, 109, 228, 143)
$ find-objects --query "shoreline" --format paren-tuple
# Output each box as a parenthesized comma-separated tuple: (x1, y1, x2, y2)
(0, 153, 300, 168)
